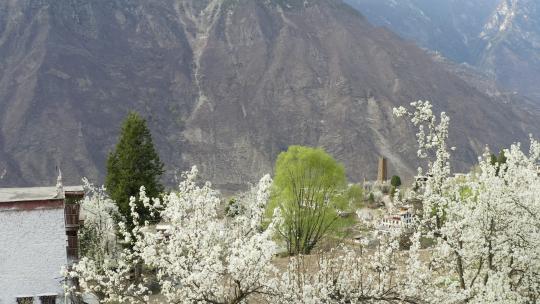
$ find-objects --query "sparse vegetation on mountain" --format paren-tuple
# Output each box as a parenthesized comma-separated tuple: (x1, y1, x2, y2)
(0, 0, 537, 189)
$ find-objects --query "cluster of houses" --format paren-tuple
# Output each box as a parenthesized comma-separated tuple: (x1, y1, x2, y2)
(360, 157, 419, 232)
(0, 174, 83, 304)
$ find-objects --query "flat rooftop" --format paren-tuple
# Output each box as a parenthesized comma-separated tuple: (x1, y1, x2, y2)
(0, 186, 84, 203)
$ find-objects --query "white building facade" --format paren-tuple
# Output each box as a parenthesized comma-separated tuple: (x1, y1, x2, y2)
(377, 206, 415, 233)
(0, 186, 83, 304)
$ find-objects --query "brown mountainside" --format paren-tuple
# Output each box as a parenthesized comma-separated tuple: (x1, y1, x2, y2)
(0, 0, 537, 190)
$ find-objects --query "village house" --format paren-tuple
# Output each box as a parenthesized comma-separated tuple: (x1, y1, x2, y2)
(0, 176, 83, 304)
(378, 206, 415, 232)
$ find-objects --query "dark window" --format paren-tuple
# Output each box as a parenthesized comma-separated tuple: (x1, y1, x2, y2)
(39, 296, 56, 304)
(16, 297, 34, 304)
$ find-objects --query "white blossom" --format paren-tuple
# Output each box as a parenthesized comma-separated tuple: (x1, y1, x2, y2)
(68, 167, 278, 304)
(68, 101, 540, 304)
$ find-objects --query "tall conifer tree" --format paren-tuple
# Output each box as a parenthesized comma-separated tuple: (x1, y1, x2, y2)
(106, 112, 164, 226)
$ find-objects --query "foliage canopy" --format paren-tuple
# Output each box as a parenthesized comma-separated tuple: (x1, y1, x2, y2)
(105, 112, 164, 226)
(390, 175, 402, 188)
(267, 145, 347, 255)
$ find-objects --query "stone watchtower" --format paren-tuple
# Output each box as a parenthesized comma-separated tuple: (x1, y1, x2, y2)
(377, 157, 387, 182)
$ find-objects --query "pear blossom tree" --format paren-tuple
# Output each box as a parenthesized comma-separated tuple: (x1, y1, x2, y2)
(67, 167, 279, 304)
(393, 101, 540, 303)
(63, 179, 146, 303)
(271, 232, 430, 304)
(78, 178, 121, 266)
(134, 167, 278, 303)
(393, 100, 452, 233)
(421, 142, 540, 303)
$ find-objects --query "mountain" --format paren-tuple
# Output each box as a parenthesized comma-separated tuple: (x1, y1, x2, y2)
(345, 0, 540, 101)
(344, 0, 499, 64)
(0, 0, 537, 190)
(478, 0, 540, 100)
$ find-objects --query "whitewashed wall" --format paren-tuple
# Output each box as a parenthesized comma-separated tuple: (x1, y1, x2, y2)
(0, 207, 66, 304)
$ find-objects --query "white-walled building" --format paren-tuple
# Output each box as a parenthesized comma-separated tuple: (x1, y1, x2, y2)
(0, 185, 83, 304)
(378, 206, 415, 232)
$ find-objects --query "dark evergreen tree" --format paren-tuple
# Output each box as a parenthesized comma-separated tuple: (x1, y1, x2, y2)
(105, 112, 164, 226)
(490, 150, 507, 176)
(497, 150, 507, 165)
(390, 175, 402, 199)
(390, 175, 402, 188)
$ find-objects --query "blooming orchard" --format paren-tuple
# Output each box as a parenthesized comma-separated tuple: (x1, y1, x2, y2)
(394, 101, 540, 303)
(66, 168, 278, 304)
(68, 101, 540, 303)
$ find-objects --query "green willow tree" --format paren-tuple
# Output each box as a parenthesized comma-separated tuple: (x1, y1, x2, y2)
(267, 146, 347, 255)
(105, 112, 164, 226)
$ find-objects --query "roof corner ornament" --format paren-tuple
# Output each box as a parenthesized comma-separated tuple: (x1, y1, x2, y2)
(56, 166, 64, 199)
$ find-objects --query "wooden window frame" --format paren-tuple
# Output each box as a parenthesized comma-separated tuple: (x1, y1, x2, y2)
(16, 297, 34, 304)
(39, 296, 56, 304)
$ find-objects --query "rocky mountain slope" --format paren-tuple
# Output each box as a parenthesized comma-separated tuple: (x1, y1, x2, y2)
(345, 0, 540, 101)
(0, 0, 537, 190)
(344, 0, 499, 64)
(478, 0, 540, 100)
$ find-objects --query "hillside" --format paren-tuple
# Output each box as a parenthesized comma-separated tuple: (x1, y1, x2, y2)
(0, 0, 537, 190)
